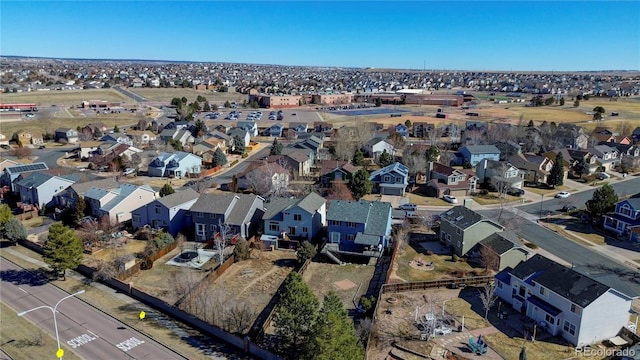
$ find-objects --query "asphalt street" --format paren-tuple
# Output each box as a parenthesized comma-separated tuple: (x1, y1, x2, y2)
(0, 259, 185, 360)
(478, 176, 640, 297)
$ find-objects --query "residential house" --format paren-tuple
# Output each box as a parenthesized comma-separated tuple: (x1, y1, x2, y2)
(458, 145, 501, 166)
(369, 162, 409, 196)
(101, 132, 133, 146)
(262, 192, 326, 241)
(235, 162, 289, 194)
(213, 124, 232, 134)
(592, 127, 616, 144)
(55, 177, 120, 209)
(1, 162, 49, 191)
(131, 188, 200, 236)
(425, 162, 477, 197)
(319, 160, 359, 186)
(552, 123, 589, 149)
(159, 128, 194, 147)
(289, 122, 309, 135)
(313, 122, 333, 134)
(162, 120, 190, 130)
(228, 128, 251, 148)
(494, 140, 522, 161)
(78, 141, 102, 160)
(508, 154, 556, 184)
(148, 151, 202, 178)
(0, 133, 9, 147)
(362, 137, 394, 158)
(288, 135, 324, 155)
(189, 193, 265, 241)
(588, 144, 620, 172)
(263, 123, 284, 137)
(265, 150, 312, 177)
(54, 128, 79, 144)
(236, 121, 259, 137)
(609, 143, 640, 168)
(393, 123, 409, 138)
(475, 230, 530, 271)
(603, 196, 640, 242)
(0, 159, 19, 173)
(84, 183, 157, 224)
(14, 130, 43, 146)
(475, 159, 524, 190)
(545, 149, 598, 176)
(494, 254, 634, 347)
(412, 122, 435, 138)
(125, 130, 157, 147)
(326, 200, 393, 255)
(14, 172, 79, 209)
(439, 205, 505, 257)
(208, 130, 233, 148)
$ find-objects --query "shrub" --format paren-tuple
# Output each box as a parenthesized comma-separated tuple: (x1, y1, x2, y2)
(230, 160, 239, 167)
(524, 242, 538, 249)
(241, 153, 248, 158)
(426, 250, 434, 256)
(452, 254, 459, 262)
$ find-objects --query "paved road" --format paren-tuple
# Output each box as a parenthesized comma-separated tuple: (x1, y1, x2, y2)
(112, 86, 147, 103)
(0, 259, 185, 360)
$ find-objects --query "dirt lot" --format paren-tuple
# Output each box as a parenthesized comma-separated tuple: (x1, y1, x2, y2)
(213, 250, 298, 313)
(1, 89, 129, 106)
(302, 261, 376, 310)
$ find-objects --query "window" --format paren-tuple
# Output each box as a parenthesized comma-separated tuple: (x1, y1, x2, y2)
(347, 222, 356, 228)
(346, 234, 355, 241)
(196, 212, 203, 218)
(210, 225, 216, 231)
(563, 320, 576, 335)
(269, 223, 278, 232)
(620, 205, 632, 217)
(132, 214, 141, 223)
(570, 304, 582, 315)
(383, 175, 391, 183)
(518, 286, 525, 297)
(294, 214, 302, 221)
(539, 287, 546, 296)
(330, 232, 341, 243)
(196, 223, 206, 236)
(456, 228, 461, 235)
(545, 314, 554, 324)
(288, 227, 296, 235)
(210, 213, 216, 219)
(302, 227, 308, 233)
(497, 282, 503, 289)
(330, 220, 340, 226)
(155, 206, 161, 214)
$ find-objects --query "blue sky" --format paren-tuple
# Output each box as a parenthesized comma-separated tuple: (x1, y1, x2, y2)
(1, 1, 638, 71)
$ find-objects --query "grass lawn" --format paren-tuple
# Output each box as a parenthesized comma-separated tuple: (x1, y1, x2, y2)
(406, 192, 452, 206)
(442, 298, 489, 330)
(472, 193, 525, 206)
(483, 333, 581, 360)
(0, 302, 83, 360)
(0, 116, 142, 141)
(85, 239, 149, 263)
(20, 216, 46, 229)
(302, 261, 375, 311)
(523, 185, 573, 196)
(393, 239, 479, 282)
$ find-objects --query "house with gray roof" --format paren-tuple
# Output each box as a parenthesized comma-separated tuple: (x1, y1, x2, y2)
(262, 192, 326, 243)
(54, 127, 79, 144)
(587, 144, 620, 172)
(131, 188, 199, 236)
(1, 162, 49, 191)
(228, 128, 251, 148)
(147, 151, 202, 178)
(439, 205, 504, 257)
(474, 230, 529, 271)
(495, 254, 634, 347)
(369, 162, 409, 196)
(325, 200, 392, 257)
(55, 177, 120, 209)
(189, 193, 264, 241)
(362, 137, 394, 158)
(458, 145, 501, 166)
(603, 195, 640, 242)
(14, 172, 79, 209)
(84, 183, 157, 225)
(236, 121, 258, 137)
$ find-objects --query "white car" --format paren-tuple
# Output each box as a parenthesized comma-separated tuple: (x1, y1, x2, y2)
(398, 203, 417, 211)
(555, 191, 571, 199)
(443, 195, 458, 204)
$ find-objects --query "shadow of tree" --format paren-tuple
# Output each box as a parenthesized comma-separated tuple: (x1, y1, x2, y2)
(0, 268, 52, 286)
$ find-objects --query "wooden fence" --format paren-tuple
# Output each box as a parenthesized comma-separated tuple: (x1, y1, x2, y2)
(381, 275, 494, 294)
(116, 241, 178, 281)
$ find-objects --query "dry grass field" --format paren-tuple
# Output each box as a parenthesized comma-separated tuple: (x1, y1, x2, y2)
(1, 89, 130, 106)
(129, 88, 246, 105)
(301, 261, 375, 310)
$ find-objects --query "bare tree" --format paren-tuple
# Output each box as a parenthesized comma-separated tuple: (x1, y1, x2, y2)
(332, 127, 356, 161)
(176, 233, 187, 254)
(402, 147, 427, 180)
(465, 129, 485, 145)
(243, 163, 290, 198)
(478, 246, 499, 273)
(326, 181, 354, 203)
(489, 163, 512, 199)
(214, 219, 236, 265)
(478, 283, 498, 319)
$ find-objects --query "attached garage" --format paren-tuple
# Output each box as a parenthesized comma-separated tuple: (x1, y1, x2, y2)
(379, 183, 406, 196)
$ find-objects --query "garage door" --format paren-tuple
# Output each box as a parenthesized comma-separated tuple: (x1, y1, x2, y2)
(381, 187, 404, 196)
(450, 189, 467, 197)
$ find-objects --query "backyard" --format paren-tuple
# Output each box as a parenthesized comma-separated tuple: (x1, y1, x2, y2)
(301, 261, 376, 311)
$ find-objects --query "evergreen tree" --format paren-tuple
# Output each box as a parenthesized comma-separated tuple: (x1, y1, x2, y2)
(0, 204, 13, 232)
(270, 138, 283, 155)
(303, 292, 364, 360)
(273, 272, 320, 358)
(586, 183, 618, 217)
(547, 152, 564, 188)
(71, 196, 87, 227)
(378, 149, 393, 167)
(575, 159, 590, 179)
(574, 100, 580, 107)
(203, 101, 211, 111)
(4, 218, 27, 245)
(224, 100, 231, 108)
(351, 148, 364, 166)
(159, 183, 175, 197)
(297, 241, 316, 263)
(42, 223, 83, 280)
(348, 169, 372, 200)
(426, 145, 440, 162)
(233, 135, 245, 154)
(212, 147, 227, 167)
(559, 97, 565, 106)
(114, 125, 120, 133)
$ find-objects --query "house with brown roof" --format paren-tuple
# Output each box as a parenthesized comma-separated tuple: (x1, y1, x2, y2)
(508, 153, 557, 184)
(319, 160, 359, 186)
(14, 130, 43, 146)
(265, 149, 312, 177)
(424, 161, 477, 197)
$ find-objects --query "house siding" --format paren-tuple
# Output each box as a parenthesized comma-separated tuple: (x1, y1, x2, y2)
(132, 198, 197, 236)
(441, 220, 503, 257)
(577, 290, 632, 346)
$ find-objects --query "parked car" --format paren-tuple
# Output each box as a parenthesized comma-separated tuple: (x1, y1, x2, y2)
(562, 205, 577, 212)
(597, 172, 611, 180)
(443, 195, 458, 204)
(506, 188, 525, 196)
(555, 191, 571, 199)
(398, 203, 417, 211)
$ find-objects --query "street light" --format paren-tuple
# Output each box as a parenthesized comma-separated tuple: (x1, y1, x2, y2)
(539, 194, 544, 220)
(17, 290, 85, 359)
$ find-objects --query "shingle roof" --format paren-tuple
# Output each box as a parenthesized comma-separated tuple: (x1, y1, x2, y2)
(262, 197, 298, 220)
(327, 200, 392, 237)
(190, 193, 238, 214)
(157, 188, 200, 208)
(16, 172, 54, 188)
(226, 194, 261, 226)
(461, 145, 500, 154)
(479, 230, 521, 255)
(70, 178, 120, 195)
(510, 254, 611, 307)
(296, 192, 325, 214)
(102, 184, 154, 212)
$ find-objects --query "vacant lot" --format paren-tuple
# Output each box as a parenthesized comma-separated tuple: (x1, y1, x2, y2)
(302, 261, 376, 310)
(129, 88, 246, 105)
(1, 89, 129, 106)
